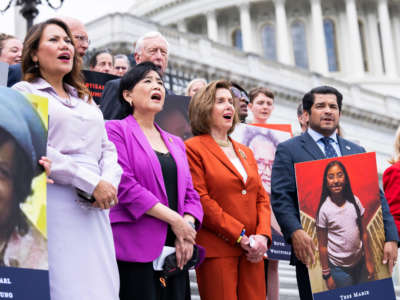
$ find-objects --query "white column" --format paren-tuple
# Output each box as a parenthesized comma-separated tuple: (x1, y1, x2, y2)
(206, 11, 218, 42)
(366, 11, 384, 76)
(377, 0, 397, 77)
(345, 0, 364, 77)
(310, 0, 328, 74)
(274, 0, 292, 65)
(239, 2, 254, 52)
(177, 19, 187, 33)
(391, 15, 400, 74)
(338, 11, 350, 75)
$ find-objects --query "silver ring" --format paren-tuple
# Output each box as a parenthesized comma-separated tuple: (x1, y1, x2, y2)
(110, 200, 115, 206)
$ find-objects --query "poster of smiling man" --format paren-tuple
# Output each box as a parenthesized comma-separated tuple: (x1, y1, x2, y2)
(0, 88, 49, 300)
(231, 123, 292, 260)
(295, 152, 395, 300)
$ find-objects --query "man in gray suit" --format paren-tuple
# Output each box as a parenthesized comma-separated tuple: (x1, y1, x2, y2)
(271, 85, 398, 300)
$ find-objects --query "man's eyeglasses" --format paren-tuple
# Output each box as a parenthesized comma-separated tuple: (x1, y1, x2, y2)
(231, 87, 249, 104)
(73, 35, 90, 45)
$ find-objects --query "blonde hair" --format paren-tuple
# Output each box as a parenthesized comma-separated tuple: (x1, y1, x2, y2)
(389, 126, 400, 164)
(189, 79, 239, 136)
(185, 78, 207, 96)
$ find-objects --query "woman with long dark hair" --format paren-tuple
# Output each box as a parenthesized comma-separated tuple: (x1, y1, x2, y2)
(316, 160, 374, 290)
(13, 18, 122, 300)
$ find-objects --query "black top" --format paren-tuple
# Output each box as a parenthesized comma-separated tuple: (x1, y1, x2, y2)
(155, 150, 178, 247)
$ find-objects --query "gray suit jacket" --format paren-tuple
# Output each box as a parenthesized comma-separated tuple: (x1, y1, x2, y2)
(271, 131, 399, 264)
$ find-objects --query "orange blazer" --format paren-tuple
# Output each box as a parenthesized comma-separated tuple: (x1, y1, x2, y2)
(185, 134, 271, 258)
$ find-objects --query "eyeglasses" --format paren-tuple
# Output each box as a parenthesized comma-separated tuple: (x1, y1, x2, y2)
(73, 35, 90, 45)
(231, 87, 249, 104)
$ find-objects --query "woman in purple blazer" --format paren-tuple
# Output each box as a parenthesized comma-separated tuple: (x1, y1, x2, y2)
(105, 62, 203, 300)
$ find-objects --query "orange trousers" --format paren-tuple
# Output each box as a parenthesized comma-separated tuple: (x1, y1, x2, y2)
(196, 255, 266, 300)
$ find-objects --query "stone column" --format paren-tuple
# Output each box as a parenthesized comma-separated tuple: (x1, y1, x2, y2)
(274, 0, 292, 65)
(239, 2, 254, 52)
(345, 0, 364, 77)
(391, 15, 400, 73)
(377, 0, 397, 77)
(177, 19, 187, 33)
(206, 10, 218, 42)
(310, 0, 328, 74)
(366, 11, 384, 75)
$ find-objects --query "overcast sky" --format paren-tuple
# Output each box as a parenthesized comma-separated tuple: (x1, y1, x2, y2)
(0, 0, 131, 36)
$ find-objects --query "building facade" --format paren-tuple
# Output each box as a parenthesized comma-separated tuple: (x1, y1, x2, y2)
(84, 3, 400, 297)
(131, 0, 400, 97)
(86, 3, 400, 175)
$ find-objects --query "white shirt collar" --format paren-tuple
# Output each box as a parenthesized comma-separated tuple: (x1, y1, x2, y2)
(32, 77, 79, 98)
(307, 127, 338, 144)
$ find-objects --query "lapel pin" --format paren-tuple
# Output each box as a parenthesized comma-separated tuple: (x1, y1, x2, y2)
(169, 137, 173, 143)
(345, 145, 351, 150)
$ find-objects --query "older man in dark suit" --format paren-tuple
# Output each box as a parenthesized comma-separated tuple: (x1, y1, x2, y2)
(271, 85, 398, 300)
(100, 31, 172, 120)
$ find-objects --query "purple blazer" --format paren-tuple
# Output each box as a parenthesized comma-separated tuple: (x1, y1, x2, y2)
(105, 115, 203, 262)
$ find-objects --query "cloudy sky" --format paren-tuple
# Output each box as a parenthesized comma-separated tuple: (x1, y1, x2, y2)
(0, 0, 131, 35)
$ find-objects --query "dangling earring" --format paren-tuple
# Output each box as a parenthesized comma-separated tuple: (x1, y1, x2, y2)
(34, 61, 39, 69)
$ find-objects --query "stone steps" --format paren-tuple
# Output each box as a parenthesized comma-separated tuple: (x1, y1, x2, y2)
(189, 260, 400, 299)
(276, 260, 299, 299)
(189, 260, 300, 299)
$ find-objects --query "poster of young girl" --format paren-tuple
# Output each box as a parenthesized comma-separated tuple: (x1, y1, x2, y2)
(295, 152, 395, 300)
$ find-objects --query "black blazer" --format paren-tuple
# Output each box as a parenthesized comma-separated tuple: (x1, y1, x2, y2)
(271, 131, 399, 264)
(100, 78, 174, 120)
(99, 78, 124, 120)
(7, 64, 22, 87)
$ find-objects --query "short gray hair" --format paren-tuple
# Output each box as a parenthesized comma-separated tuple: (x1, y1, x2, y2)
(114, 54, 129, 64)
(135, 31, 169, 55)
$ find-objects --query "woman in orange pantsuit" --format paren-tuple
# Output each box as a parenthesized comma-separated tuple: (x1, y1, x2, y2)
(185, 80, 271, 300)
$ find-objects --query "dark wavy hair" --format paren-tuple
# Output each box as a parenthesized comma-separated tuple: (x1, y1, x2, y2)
(89, 49, 113, 68)
(302, 85, 342, 114)
(316, 160, 362, 237)
(21, 18, 91, 101)
(118, 61, 164, 119)
(0, 129, 35, 239)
